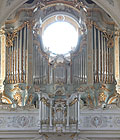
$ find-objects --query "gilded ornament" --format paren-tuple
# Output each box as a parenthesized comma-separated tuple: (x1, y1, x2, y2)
(27, 94, 33, 105)
(13, 92, 22, 106)
(99, 92, 107, 103)
(69, 97, 78, 106)
(85, 19, 93, 29)
(6, 32, 17, 47)
(103, 32, 114, 48)
(41, 97, 50, 107)
(108, 96, 117, 104)
(0, 29, 5, 35)
(2, 91, 12, 104)
(10, 85, 22, 92)
(70, 133, 76, 139)
(101, 84, 111, 92)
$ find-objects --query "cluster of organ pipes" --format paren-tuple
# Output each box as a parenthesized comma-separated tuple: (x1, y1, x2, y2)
(71, 43, 87, 84)
(93, 25, 114, 84)
(33, 37, 71, 85)
(33, 41, 49, 85)
(5, 24, 115, 86)
(38, 94, 81, 126)
(33, 34, 87, 86)
(6, 26, 28, 84)
(33, 47, 69, 85)
(53, 64, 69, 84)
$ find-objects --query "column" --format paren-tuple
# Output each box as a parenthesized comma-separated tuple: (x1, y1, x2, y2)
(10, 46, 12, 83)
(26, 24, 33, 86)
(17, 32, 20, 82)
(66, 100, 69, 127)
(21, 29, 24, 83)
(19, 30, 22, 82)
(49, 99, 52, 127)
(78, 94, 80, 127)
(23, 27, 26, 82)
(0, 34, 5, 91)
(12, 43, 14, 83)
(70, 54, 72, 84)
(14, 37, 17, 83)
(115, 31, 120, 93)
(75, 101, 77, 122)
(86, 19, 94, 85)
(38, 93, 42, 130)
(42, 101, 44, 121)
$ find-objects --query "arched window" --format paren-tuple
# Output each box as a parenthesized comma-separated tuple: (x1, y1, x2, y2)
(42, 21, 78, 55)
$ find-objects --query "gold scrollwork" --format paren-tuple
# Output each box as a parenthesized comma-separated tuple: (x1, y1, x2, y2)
(43, 134, 49, 139)
(85, 19, 93, 29)
(27, 94, 33, 105)
(85, 20, 114, 50)
(13, 92, 22, 106)
(41, 97, 50, 107)
(99, 92, 107, 103)
(6, 32, 17, 47)
(103, 32, 114, 48)
(10, 85, 22, 92)
(2, 91, 12, 104)
(69, 97, 78, 106)
(0, 29, 5, 35)
(70, 133, 77, 139)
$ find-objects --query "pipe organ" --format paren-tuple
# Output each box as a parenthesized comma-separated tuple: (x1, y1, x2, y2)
(0, 0, 118, 133)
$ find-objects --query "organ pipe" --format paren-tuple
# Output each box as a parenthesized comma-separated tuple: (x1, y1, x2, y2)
(6, 26, 28, 84)
(93, 26, 114, 84)
(14, 41, 16, 82)
(12, 41, 14, 83)
(70, 36, 87, 85)
(5, 21, 114, 87)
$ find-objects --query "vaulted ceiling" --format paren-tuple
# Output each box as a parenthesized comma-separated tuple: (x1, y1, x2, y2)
(92, 0, 120, 27)
(0, 0, 120, 28)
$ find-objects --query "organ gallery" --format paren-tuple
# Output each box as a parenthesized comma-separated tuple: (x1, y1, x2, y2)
(0, 0, 120, 140)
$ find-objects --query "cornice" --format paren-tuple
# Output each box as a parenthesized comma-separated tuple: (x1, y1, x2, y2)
(87, 8, 115, 26)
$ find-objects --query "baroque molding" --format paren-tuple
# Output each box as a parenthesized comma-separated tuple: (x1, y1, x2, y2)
(87, 8, 115, 25)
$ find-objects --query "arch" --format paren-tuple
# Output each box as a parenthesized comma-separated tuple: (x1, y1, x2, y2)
(0, 0, 28, 27)
(92, 0, 120, 27)
(0, 0, 119, 27)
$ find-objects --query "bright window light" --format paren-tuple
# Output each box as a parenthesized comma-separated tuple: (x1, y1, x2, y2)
(42, 21, 78, 55)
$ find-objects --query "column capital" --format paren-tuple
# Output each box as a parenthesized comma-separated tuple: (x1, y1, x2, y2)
(85, 19, 93, 29)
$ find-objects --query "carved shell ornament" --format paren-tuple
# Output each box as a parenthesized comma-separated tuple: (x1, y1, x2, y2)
(91, 116, 102, 127)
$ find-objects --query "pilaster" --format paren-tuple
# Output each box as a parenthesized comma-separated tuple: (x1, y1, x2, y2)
(114, 31, 120, 93)
(86, 19, 94, 85)
(26, 25, 33, 86)
(0, 34, 6, 92)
